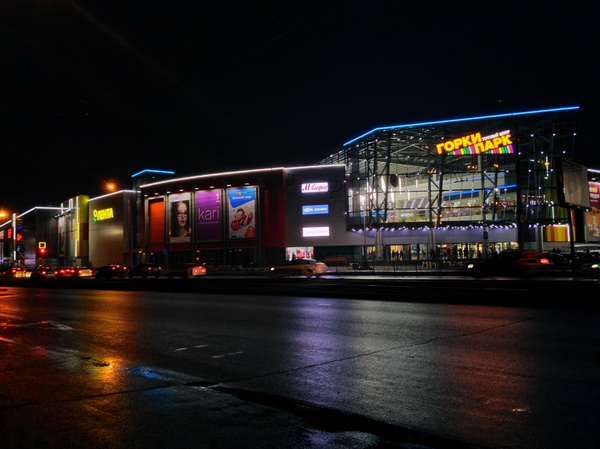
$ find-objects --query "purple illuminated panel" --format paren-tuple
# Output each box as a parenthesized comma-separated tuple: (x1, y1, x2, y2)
(196, 190, 222, 241)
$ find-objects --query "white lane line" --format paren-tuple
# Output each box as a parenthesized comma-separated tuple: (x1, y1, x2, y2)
(1, 320, 75, 331)
(211, 351, 243, 359)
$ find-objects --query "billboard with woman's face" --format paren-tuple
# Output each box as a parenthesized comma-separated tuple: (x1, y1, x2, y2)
(227, 187, 256, 239)
(195, 190, 222, 241)
(169, 192, 191, 243)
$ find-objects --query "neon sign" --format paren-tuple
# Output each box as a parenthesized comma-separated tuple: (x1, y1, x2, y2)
(436, 130, 514, 155)
(93, 208, 114, 222)
(302, 205, 329, 215)
(301, 182, 329, 193)
(302, 227, 330, 237)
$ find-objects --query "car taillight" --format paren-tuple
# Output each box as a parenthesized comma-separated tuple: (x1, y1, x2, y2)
(540, 258, 550, 265)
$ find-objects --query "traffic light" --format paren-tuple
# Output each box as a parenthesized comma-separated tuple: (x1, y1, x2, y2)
(38, 242, 47, 259)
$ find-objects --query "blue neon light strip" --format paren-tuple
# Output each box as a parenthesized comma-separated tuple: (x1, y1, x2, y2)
(131, 169, 176, 178)
(442, 184, 517, 198)
(343, 106, 579, 146)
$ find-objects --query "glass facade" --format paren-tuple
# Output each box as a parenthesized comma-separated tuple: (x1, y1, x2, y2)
(317, 107, 579, 235)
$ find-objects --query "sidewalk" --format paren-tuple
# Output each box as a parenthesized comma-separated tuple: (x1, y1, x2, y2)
(207, 260, 470, 276)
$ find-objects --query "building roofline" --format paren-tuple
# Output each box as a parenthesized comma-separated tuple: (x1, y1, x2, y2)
(343, 106, 580, 146)
(140, 164, 345, 189)
(131, 169, 175, 178)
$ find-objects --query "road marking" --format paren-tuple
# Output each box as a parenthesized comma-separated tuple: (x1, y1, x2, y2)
(212, 351, 243, 359)
(175, 344, 209, 351)
(1, 320, 75, 331)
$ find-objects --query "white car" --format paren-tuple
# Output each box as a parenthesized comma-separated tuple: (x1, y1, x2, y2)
(164, 263, 207, 278)
(268, 258, 328, 278)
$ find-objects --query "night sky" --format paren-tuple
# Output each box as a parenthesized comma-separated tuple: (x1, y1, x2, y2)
(2, 0, 599, 213)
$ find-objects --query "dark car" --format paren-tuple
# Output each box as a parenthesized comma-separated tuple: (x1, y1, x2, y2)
(570, 251, 600, 271)
(30, 266, 56, 279)
(542, 251, 569, 269)
(466, 250, 553, 277)
(95, 264, 128, 279)
(128, 263, 162, 278)
(0, 267, 27, 278)
(55, 267, 76, 278)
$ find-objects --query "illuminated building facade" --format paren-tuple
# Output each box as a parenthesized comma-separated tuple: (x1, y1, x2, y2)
(1, 106, 596, 269)
(316, 106, 589, 260)
(137, 165, 350, 268)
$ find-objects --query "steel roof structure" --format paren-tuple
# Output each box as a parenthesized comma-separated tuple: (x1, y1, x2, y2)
(317, 106, 580, 232)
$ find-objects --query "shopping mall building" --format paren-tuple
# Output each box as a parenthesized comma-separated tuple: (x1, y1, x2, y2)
(2, 106, 599, 270)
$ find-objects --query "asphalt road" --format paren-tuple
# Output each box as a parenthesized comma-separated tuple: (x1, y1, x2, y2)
(1, 277, 598, 449)
(2, 272, 598, 307)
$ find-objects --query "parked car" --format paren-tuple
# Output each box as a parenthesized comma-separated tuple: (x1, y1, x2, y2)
(164, 263, 207, 278)
(570, 251, 600, 271)
(466, 250, 553, 277)
(0, 267, 31, 278)
(73, 267, 93, 278)
(1, 267, 18, 278)
(95, 264, 128, 279)
(128, 263, 162, 278)
(268, 258, 328, 278)
(542, 251, 569, 269)
(30, 266, 57, 279)
(55, 267, 76, 278)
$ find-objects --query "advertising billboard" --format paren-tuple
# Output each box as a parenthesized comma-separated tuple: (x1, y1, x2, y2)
(196, 190, 222, 241)
(169, 192, 191, 243)
(587, 182, 600, 241)
(227, 187, 256, 239)
(556, 157, 591, 210)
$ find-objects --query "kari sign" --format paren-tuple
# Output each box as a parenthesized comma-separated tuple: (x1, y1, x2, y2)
(436, 130, 514, 155)
(196, 190, 222, 241)
(301, 182, 329, 193)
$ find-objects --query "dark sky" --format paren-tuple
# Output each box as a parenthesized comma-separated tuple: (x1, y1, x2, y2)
(2, 0, 599, 212)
